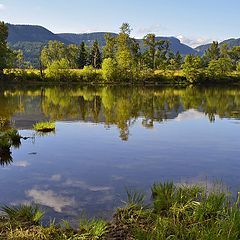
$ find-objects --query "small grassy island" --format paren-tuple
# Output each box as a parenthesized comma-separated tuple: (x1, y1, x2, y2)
(1, 182, 240, 240)
(33, 122, 56, 133)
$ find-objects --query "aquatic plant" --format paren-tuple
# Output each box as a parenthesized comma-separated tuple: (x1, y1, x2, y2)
(33, 122, 55, 132)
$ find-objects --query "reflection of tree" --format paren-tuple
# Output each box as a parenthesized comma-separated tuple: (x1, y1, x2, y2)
(2, 85, 240, 141)
(0, 148, 12, 166)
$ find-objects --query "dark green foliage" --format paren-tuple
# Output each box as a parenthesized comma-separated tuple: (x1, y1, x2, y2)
(90, 40, 102, 68)
(204, 41, 220, 62)
(1, 205, 44, 225)
(77, 41, 88, 69)
(0, 128, 21, 166)
(0, 21, 9, 73)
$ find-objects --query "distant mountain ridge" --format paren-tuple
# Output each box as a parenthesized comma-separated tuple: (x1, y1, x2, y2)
(7, 23, 197, 67)
(195, 38, 240, 55)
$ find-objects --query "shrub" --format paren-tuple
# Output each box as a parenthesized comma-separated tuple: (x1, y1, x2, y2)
(45, 58, 71, 81)
(102, 58, 119, 82)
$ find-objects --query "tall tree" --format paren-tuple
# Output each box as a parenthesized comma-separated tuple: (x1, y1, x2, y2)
(77, 42, 87, 69)
(116, 23, 134, 79)
(40, 41, 66, 67)
(0, 21, 9, 74)
(143, 34, 167, 69)
(205, 41, 220, 61)
(102, 33, 117, 59)
(90, 40, 102, 69)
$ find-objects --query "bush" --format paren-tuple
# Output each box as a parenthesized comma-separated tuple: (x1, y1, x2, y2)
(45, 58, 72, 81)
(208, 58, 233, 77)
(102, 58, 119, 82)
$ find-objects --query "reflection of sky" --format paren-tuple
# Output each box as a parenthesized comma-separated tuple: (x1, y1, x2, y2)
(0, 109, 240, 221)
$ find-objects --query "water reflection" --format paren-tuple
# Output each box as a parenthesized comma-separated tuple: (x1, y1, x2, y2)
(1, 85, 240, 220)
(1, 85, 240, 141)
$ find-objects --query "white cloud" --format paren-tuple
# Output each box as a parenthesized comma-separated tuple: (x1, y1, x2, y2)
(50, 174, 61, 182)
(175, 109, 205, 121)
(64, 179, 111, 192)
(177, 35, 215, 48)
(26, 189, 75, 212)
(13, 161, 30, 168)
(0, 4, 5, 10)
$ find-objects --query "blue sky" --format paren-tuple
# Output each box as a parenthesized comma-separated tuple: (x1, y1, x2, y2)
(0, 0, 239, 47)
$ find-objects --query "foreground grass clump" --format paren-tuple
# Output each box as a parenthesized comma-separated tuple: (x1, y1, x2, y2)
(1, 182, 240, 239)
(33, 122, 55, 133)
(115, 182, 240, 240)
(0, 205, 108, 240)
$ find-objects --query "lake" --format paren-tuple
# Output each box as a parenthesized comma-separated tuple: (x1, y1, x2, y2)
(0, 84, 240, 223)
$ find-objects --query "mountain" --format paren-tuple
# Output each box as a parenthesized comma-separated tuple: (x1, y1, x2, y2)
(58, 33, 197, 55)
(195, 38, 240, 55)
(7, 24, 70, 44)
(57, 32, 117, 47)
(7, 23, 197, 67)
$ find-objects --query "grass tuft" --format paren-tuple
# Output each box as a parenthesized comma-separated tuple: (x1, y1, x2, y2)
(33, 122, 55, 133)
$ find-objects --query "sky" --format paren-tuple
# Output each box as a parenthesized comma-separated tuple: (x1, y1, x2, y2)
(0, 0, 239, 47)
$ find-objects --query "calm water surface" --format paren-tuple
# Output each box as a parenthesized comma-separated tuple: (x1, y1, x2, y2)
(0, 85, 240, 222)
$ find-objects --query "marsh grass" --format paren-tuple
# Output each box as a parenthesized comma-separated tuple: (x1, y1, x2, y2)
(33, 122, 56, 133)
(1, 182, 240, 239)
(117, 181, 240, 240)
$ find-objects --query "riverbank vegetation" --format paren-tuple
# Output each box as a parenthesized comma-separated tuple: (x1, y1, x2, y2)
(1, 21, 240, 84)
(1, 182, 240, 239)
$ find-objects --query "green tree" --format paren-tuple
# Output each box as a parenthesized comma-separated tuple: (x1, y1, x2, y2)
(40, 41, 66, 67)
(66, 44, 79, 69)
(14, 50, 24, 69)
(204, 41, 220, 62)
(237, 62, 240, 72)
(90, 40, 102, 69)
(115, 23, 134, 80)
(182, 55, 204, 83)
(77, 42, 88, 69)
(220, 43, 229, 58)
(0, 21, 9, 74)
(102, 58, 118, 81)
(208, 58, 233, 77)
(102, 33, 117, 59)
(143, 34, 168, 69)
(45, 58, 71, 81)
(228, 46, 240, 68)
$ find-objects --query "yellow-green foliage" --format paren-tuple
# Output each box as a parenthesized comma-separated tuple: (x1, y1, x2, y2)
(33, 122, 55, 132)
(45, 59, 71, 81)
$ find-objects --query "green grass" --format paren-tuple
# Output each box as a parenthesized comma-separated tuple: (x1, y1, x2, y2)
(1, 182, 240, 239)
(33, 122, 56, 132)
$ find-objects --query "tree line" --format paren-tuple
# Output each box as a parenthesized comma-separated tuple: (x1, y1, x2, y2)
(1, 21, 240, 83)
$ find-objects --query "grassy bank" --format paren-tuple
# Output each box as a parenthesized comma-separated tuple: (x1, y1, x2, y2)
(2, 68, 240, 85)
(1, 182, 240, 239)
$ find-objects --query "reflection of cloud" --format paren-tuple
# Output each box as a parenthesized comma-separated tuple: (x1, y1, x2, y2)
(0, 4, 5, 10)
(64, 179, 111, 192)
(50, 174, 61, 182)
(26, 189, 75, 212)
(13, 161, 30, 167)
(175, 109, 204, 121)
